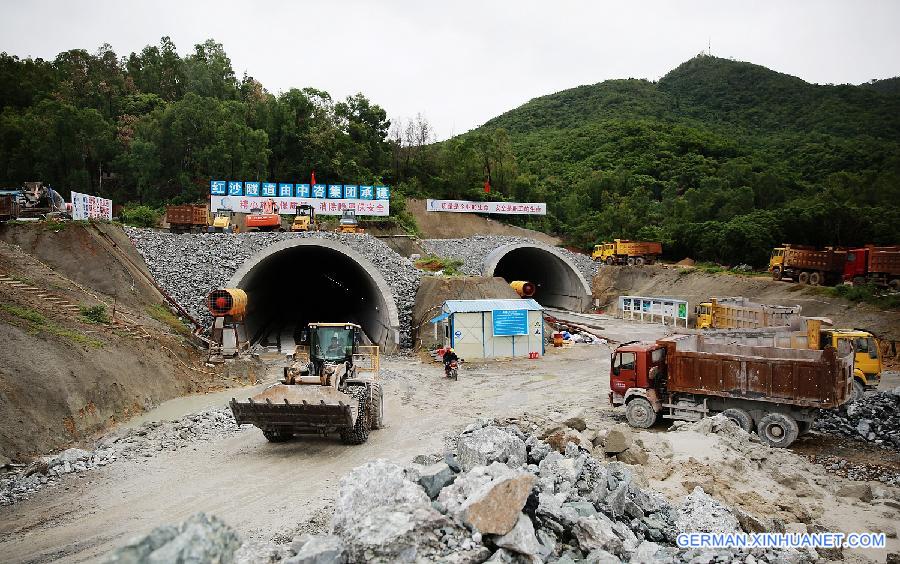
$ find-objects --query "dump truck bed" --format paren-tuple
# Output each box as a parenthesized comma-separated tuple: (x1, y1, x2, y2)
(708, 297, 801, 329)
(230, 384, 358, 433)
(166, 205, 208, 226)
(869, 247, 900, 276)
(615, 241, 662, 255)
(784, 247, 846, 273)
(657, 334, 852, 409)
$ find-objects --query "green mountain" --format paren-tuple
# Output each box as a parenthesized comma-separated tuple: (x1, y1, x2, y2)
(398, 55, 900, 266)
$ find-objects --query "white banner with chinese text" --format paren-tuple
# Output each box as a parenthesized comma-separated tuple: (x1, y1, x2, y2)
(212, 195, 390, 216)
(71, 191, 112, 220)
(426, 199, 546, 215)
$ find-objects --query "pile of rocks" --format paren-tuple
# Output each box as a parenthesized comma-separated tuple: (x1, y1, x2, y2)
(421, 236, 598, 282)
(275, 421, 811, 563)
(0, 407, 239, 506)
(103, 513, 241, 563)
(815, 388, 900, 449)
(125, 229, 422, 346)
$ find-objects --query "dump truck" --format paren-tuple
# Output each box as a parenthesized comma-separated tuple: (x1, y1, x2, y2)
(166, 205, 209, 233)
(336, 209, 364, 234)
(769, 245, 846, 285)
(230, 322, 384, 444)
(208, 210, 237, 233)
(701, 319, 884, 400)
(291, 204, 318, 232)
(592, 239, 661, 265)
(609, 334, 853, 447)
(843, 246, 900, 290)
(695, 297, 802, 330)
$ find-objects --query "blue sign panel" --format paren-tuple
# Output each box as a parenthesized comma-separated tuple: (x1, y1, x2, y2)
(296, 183, 311, 198)
(261, 182, 277, 197)
(375, 185, 390, 200)
(359, 185, 374, 200)
(228, 181, 243, 196)
(211, 180, 227, 195)
(244, 182, 260, 197)
(343, 185, 358, 199)
(279, 183, 294, 197)
(328, 184, 343, 199)
(312, 184, 327, 198)
(492, 309, 528, 336)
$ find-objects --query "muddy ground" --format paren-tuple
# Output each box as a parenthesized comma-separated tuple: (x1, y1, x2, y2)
(2, 318, 898, 563)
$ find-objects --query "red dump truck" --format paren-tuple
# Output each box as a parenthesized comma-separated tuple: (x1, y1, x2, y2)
(0, 194, 17, 222)
(843, 246, 900, 290)
(166, 205, 209, 233)
(609, 334, 853, 447)
(769, 245, 847, 286)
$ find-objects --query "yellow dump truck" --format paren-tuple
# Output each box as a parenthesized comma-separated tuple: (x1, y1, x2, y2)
(695, 297, 802, 330)
(592, 239, 662, 265)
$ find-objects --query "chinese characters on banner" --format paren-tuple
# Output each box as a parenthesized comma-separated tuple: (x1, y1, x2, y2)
(426, 199, 547, 215)
(211, 195, 390, 216)
(71, 191, 113, 220)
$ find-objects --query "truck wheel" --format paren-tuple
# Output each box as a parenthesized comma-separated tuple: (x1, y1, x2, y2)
(635, 257, 645, 266)
(850, 378, 865, 402)
(263, 429, 292, 443)
(757, 413, 799, 448)
(809, 271, 822, 286)
(370, 382, 385, 430)
(606, 256, 615, 266)
(889, 279, 900, 292)
(341, 386, 371, 445)
(625, 397, 657, 429)
(626, 257, 636, 266)
(721, 408, 753, 433)
(771, 267, 782, 281)
(797, 272, 809, 285)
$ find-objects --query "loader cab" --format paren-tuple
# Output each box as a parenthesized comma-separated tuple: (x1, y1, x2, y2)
(291, 204, 316, 232)
(308, 323, 361, 363)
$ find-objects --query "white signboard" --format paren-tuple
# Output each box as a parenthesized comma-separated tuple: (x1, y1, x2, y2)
(426, 199, 546, 215)
(70, 191, 112, 220)
(619, 296, 689, 327)
(212, 195, 389, 216)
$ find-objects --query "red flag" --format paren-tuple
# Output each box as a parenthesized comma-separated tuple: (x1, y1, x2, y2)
(311, 171, 316, 186)
(483, 179, 491, 193)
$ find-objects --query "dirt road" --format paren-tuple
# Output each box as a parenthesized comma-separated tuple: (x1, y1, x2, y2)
(0, 344, 617, 563)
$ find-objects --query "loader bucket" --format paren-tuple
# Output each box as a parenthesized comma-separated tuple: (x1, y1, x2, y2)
(230, 384, 357, 434)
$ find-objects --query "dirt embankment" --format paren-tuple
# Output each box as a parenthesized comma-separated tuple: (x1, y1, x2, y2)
(0, 223, 255, 461)
(592, 265, 900, 342)
(407, 198, 560, 245)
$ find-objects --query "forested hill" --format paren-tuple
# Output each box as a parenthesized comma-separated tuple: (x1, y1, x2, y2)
(395, 55, 900, 265)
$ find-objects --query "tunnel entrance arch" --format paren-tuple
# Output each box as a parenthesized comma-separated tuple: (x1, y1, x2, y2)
(483, 243, 592, 312)
(227, 239, 400, 351)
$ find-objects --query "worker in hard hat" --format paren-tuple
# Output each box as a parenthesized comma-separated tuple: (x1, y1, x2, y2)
(442, 347, 459, 378)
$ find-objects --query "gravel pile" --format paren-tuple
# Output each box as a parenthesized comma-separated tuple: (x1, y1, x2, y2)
(814, 388, 900, 449)
(0, 407, 239, 506)
(125, 229, 422, 347)
(422, 236, 598, 282)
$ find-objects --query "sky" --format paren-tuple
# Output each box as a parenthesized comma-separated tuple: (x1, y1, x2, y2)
(2, 0, 898, 140)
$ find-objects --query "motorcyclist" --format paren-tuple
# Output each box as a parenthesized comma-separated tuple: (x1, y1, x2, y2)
(443, 347, 459, 377)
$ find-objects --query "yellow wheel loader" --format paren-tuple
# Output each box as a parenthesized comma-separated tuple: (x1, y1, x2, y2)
(230, 323, 383, 444)
(290, 204, 318, 232)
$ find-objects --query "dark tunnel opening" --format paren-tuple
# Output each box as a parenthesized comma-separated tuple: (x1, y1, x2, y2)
(489, 246, 590, 312)
(230, 243, 398, 350)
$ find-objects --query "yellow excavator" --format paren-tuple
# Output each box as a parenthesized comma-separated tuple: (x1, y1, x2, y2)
(290, 204, 318, 232)
(230, 322, 384, 444)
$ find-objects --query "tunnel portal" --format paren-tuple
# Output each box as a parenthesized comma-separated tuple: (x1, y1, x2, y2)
(227, 239, 399, 350)
(484, 243, 592, 312)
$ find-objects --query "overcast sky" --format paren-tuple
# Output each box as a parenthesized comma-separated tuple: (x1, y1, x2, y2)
(2, 1, 898, 139)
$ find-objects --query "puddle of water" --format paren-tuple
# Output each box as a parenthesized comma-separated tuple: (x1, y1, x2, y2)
(122, 384, 267, 429)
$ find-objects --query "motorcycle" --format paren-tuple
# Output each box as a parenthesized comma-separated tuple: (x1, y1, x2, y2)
(445, 360, 459, 381)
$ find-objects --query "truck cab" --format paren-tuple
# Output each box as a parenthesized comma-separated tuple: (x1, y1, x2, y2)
(609, 342, 667, 415)
(769, 247, 785, 279)
(592, 243, 614, 262)
(695, 303, 713, 329)
(823, 329, 882, 396)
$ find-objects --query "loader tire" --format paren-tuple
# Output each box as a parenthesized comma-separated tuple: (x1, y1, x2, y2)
(721, 408, 754, 433)
(341, 386, 371, 445)
(263, 429, 292, 443)
(370, 382, 385, 430)
(757, 412, 799, 448)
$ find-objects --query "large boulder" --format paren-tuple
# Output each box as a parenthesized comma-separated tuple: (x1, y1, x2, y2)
(456, 427, 526, 471)
(572, 515, 623, 555)
(675, 487, 740, 534)
(417, 462, 457, 499)
(102, 513, 241, 563)
(493, 514, 542, 556)
(332, 460, 429, 535)
(438, 463, 535, 535)
(602, 426, 633, 454)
